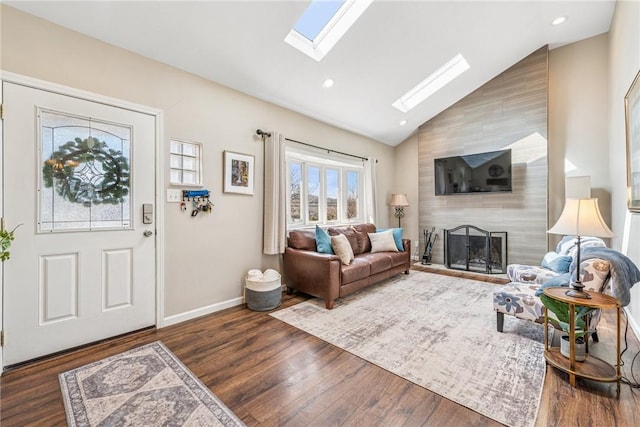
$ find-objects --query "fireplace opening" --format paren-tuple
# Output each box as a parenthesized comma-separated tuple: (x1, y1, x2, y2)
(444, 225, 507, 274)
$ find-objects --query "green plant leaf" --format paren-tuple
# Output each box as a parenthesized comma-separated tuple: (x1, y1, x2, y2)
(540, 293, 593, 337)
(0, 223, 22, 262)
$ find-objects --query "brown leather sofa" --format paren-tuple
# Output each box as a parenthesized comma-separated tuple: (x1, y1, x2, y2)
(283, 223, 411, 309)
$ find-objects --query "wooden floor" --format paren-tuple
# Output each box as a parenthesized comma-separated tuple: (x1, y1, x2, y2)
(2, 271, 639, 426)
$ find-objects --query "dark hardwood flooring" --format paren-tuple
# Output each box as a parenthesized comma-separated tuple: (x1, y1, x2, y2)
(1, 269, 639, 426)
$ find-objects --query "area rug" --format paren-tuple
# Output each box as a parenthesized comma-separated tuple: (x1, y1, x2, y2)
(59, 341, 245, 427)
(271, 271, 545, 427)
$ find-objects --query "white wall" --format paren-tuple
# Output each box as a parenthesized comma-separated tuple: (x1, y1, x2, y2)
(0, 5, 395, 319)
(548, 34, 611, 248)
(608, 0, 640, 333)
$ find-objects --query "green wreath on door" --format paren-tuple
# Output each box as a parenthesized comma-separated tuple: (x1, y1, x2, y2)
(42, 136, 130, 207)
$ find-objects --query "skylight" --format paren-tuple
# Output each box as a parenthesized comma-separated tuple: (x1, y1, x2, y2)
(285, 0, 373, 62)
(294, 1, 345, 41)
(392, 53, 470, 113)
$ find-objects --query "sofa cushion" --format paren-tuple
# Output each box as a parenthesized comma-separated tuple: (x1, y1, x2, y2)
(555, 236, 606, 257)
(541, 251, 572, 273)
(387, 251, 408, 268)
(288, 229, 316, 251)
(328, 226, 368, 255)
(352, 223, 376, 252)
(341, 258, 371, 283)
(331, 233, 354, 265)
(369, 230, 399, 253)
(493, 282, 546, 322)
(357, 253, 393, 275)
(315, 225, 334, 254)
(581, 258, 611, 292)
(376, 227, 404, 251)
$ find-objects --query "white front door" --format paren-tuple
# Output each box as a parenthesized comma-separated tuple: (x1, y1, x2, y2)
(2, 82, 157, 366)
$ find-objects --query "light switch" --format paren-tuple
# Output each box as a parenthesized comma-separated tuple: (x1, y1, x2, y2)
(166, 189, 182, 203)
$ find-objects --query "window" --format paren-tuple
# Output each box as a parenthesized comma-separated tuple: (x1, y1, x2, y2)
(286, 148, 364, 228)
(170, 139, 202, 186)
(39, 109, 132, 232)
(326, 168, 339, 221)
(284, 0, 373, 62)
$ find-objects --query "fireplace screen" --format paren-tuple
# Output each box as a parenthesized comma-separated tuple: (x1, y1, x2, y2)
(444, 225, 507, 274)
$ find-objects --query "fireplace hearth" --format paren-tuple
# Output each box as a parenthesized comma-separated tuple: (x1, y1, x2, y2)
(444, 225, 507, 274)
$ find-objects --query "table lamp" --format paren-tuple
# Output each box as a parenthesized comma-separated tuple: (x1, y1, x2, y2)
(547, 198, 615, 299)
(390, 193, 410, 228)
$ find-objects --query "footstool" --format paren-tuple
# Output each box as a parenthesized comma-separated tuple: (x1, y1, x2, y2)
(493, 282, 545, 332)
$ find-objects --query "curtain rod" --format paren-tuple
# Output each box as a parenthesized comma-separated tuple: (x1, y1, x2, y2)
(256, 129, 368, 162)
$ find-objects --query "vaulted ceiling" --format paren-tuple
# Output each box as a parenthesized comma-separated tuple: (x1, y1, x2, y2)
(6, 1, 615, 146)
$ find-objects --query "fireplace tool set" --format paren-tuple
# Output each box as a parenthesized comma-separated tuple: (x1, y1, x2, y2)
(422, 227, 438, 265)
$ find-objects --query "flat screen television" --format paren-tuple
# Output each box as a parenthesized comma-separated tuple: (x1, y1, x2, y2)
(434, 149, 512, 195)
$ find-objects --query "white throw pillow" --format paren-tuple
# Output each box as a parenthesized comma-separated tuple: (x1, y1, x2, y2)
(368, 229, 399, 253)
(331, 233, 355, 265)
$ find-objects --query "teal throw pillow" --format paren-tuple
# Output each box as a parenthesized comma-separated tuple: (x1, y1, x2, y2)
(315, 225, 334, 254)
(541, 251, 572, 273)
(376, 228, 404, 251)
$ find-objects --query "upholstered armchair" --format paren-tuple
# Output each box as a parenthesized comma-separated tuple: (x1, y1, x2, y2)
(506, 236, 609, 286)
(493, 236, 612, 335)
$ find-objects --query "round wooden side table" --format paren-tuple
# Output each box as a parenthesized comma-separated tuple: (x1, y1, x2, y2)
(543, 287, 621, 398)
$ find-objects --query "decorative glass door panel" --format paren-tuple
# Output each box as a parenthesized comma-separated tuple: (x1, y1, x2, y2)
(38, 109, 132, 232)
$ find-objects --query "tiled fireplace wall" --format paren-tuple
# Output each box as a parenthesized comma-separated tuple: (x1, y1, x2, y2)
(418, 46, 548, 267)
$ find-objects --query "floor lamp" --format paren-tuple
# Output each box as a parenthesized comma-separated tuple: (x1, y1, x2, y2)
(390, 193, 409, 228)
(547, 198, 614, 299)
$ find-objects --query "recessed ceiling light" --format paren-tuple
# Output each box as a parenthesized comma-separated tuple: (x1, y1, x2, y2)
(399, 120, 408, 126)
(392, 53, 470, 113)
(552, 16, 567, 26)
(322, 78, 335, 88)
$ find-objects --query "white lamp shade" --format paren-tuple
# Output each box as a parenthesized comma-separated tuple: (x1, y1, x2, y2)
(565, 176, 591, 199)
(547, 198, 614, 238)
(390, 193, 410, 207)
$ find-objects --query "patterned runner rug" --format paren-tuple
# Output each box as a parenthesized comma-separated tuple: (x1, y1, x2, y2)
(272, 271, 545, 427)
(59, 341, 244, 427)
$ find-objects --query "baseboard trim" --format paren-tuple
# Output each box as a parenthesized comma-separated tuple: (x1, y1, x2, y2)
(162, 297, 245, 327)
(625, 307, 640, 341)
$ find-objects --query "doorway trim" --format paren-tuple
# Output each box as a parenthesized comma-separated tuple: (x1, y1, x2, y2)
(0, 71, 166, 371)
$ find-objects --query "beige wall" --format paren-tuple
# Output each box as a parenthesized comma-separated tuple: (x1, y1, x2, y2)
(608, 0, 640, 333)
(391, 131, 419, 259)
(0, 6, 395, 318)
(548, 34, 610, 248)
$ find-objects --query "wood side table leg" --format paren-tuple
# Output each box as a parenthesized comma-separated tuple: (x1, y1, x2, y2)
(569, 302, 576, 387)
(617, 306, 621, 399)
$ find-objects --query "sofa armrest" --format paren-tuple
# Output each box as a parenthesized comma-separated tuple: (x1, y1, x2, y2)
(282, 247, 342, 309)
(402, 238, 411, 253)
(507, 264, 559, 284)
(402, 239, 412, 272)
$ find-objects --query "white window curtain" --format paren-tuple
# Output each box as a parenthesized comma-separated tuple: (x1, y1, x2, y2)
(364, 156, 378, 224)
(263, 131, 287, 255)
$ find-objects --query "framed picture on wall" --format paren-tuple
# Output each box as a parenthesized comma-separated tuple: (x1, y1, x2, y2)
(223, 150, 254, 195)
(625, 69, 640, 212)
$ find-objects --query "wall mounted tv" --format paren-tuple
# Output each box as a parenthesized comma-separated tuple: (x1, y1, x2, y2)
(434, 149, 512, 195)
